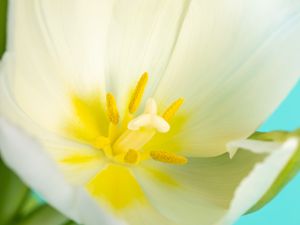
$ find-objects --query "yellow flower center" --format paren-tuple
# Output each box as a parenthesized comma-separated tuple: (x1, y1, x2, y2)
(91, 73, 187, 166)
(61, 73, 186, 211)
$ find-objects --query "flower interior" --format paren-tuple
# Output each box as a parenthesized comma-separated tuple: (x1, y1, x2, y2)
(60, 72, 187, 211)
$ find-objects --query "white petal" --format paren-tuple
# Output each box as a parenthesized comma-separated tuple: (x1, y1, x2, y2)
(0, 0, 114, 133)
(154, 0, 300, 156)
(7, 0, 111, 91)
(217, 138, 299, 225)
(133, 155, 261, 225)
(134, 138, 299, 225)
(1, 58, 107, 176)
(48, 142, 106, 185)
(0, 118, 121, 225)
(227, 139, 282, 158)
(76, 190, 125, 225)
(119, 203, 176, 225)
(104, 0, 191, 111)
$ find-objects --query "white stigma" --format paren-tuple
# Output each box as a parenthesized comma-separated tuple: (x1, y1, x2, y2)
(128, 98, 170, 133)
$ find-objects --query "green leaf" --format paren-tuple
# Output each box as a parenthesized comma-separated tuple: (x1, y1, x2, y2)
(0, 159, 29, 225)
(250, 131, 290, 142)
(247, 129, 300, 213)
(17, 193, 42, 220)
(61, 221, 79, 225)
(0, 0, 7, 57)
(15, 205, 72, 225)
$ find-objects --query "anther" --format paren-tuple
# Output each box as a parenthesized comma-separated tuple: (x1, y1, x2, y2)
(124, 149, 139, 164)
(163, 98, 184, 122)
(128, 72, 148, 114)
(150, 151, 188, 165)
(106, 93, 119, 124)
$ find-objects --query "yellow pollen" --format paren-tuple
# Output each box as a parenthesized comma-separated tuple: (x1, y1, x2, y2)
(124, 149, 139, 164)
(128, 72, 148, 114)
(106, 93, 119, 125)
(150, 151, 188, 165)
(162, 98, 184, 122)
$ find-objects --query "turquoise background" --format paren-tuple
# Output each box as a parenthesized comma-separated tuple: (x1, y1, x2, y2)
(236, 80, 300, 225)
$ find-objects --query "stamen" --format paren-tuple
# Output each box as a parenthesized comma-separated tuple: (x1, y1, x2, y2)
(128, 72, 148, 114)
(124, 149, 139, 164)
(163, 98, 184, 122)
(106, 93, 119, 125)
(150, 151, 188, 165)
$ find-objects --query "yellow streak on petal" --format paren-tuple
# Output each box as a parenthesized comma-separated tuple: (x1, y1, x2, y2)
(150, 151, 188, 165)
(162, 98, 184, 122)
(86, 164, 146, 210)
(106, 93, 119, 125)
(61, 155, 97, 164)
(124, 149, 139, 164)
(65, 93, 108, 143)
(144, 167, 179, 186)
(128, 72, 148, 114)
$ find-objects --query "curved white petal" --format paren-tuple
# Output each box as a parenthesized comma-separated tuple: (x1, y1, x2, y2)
(227, 139, 282, 158)
(0, 55, 107, 173)
(3, 0, 300, 158)
(1, 0, 191, 140)
(0, 118, 122, 225)
(133, 155, 261, 225)
(76, 190, 125, 225)
(154, 0, 300, 156)
(48, 142, 106, 185)
(217, 138, 299, 225)
(116, 202, 176, 225)
(1, 0, 114, 133)
(7, 0, 111, 91)
(134, 138, 299, 225)
(104, 0, 191, 111)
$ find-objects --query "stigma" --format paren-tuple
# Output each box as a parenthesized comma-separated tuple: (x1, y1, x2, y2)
(128, 98, 170, 133)
(94, 73, 187, 166)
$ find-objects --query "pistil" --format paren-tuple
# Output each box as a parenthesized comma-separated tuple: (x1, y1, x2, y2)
(96, 72, 187, 166)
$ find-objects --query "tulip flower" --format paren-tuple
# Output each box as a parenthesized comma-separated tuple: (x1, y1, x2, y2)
(0, 1, 300, 225)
